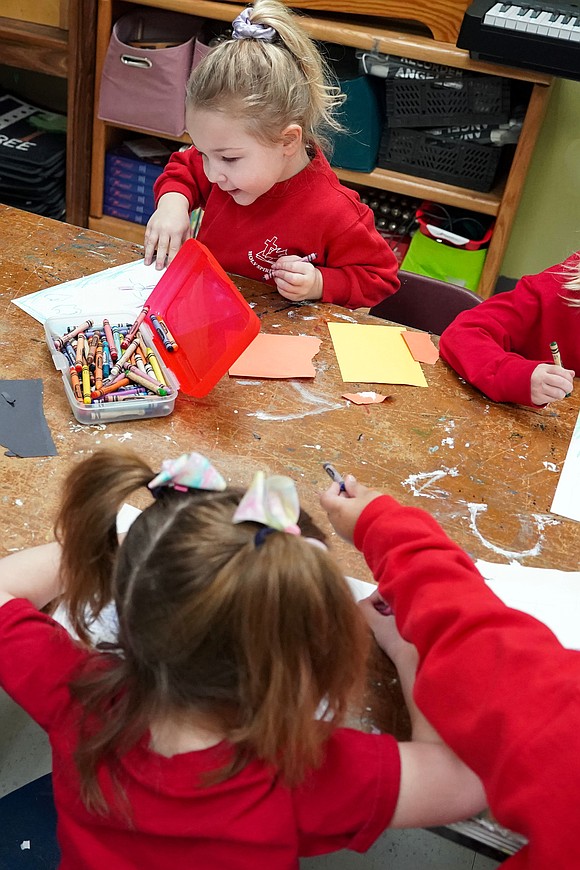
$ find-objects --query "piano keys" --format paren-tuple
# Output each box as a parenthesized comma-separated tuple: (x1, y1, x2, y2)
(457, 0, 580, 80)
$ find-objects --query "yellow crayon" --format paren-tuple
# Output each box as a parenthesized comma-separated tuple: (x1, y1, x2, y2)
(145, 346, 166, 385)
(81, 363, 92, 405)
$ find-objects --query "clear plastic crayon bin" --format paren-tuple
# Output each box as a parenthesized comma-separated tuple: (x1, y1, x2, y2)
(45, 310, 178, 425)
(44, 239, 261, 425)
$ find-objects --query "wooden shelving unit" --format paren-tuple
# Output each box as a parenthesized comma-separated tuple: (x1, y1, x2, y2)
(88, 0, 553, 298)
(0, 3, 97, 227)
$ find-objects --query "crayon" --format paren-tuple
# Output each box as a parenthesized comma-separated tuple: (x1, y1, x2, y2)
(145, 346, 166, 385)
(124, 366, 170, 396)
(112, 326, 123, 360)
(87, 333, 100, 369)
(264, 252, 317, 281)
(62, 342, 76, 367)
(323, 462, 346, 493)
(105, 338, 141, 382)
(122, 305, 150, 349)
(134, 351, 147, 373)
(156, 315, 178, 351)
(69, 366, 83, 403)
(54, 319, 94, 351)
(75, 333, 86, 373)
(102, 319, 117, 361)
(150, 313, 175, 353)
(94, 342, 104, 392)
(95, 390, 149, 403)
(550, 341, 571, 397)
(91, 377, 131, 399)
(81, 363, 92, 405)
(101, 339, 111, 378)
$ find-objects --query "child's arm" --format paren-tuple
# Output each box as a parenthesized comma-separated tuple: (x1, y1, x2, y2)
(358, 595, 486, 828)
(323, 479, 580, 856)
(314, 214, 399, 309)
(144, 192, 192, 271)
(144, 148, 209, 270)
(0, 542, 62, 609)
(439, 263, 573, 406)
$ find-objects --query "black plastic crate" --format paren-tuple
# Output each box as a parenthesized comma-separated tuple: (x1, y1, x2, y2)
(385, 74, 511, 128)
(377, 127, 502, 193)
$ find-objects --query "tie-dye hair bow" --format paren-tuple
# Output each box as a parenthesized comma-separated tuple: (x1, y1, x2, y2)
(233, 471, 301, 545)
(148, 452, 226, 496)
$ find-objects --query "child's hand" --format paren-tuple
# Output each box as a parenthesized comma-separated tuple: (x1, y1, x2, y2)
(144, 192, 191, 270)
(271, 255, 323, 302)
(319, 475, 382, 544)
(530, 363, 574, 405)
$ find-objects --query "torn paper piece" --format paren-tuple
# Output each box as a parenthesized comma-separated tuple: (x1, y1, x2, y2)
(342, 391, 390, 405)
(327, 323, 427, 387)
(402, 331, 440, 364)
(229, 334, 321, 378)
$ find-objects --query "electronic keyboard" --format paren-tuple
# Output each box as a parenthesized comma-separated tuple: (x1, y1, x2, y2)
(457, 0, 580, 80)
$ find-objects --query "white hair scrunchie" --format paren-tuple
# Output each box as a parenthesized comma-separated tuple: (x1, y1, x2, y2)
(232, 7, 277, 41)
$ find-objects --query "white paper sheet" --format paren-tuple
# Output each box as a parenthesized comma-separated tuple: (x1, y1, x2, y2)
(345, 575, 376, 602)
(12, 259, 165, 324)
(551, 409, 580, 523)
(476, 558, 580, 650)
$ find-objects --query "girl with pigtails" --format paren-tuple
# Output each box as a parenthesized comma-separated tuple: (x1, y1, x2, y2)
(144, 0, 399, 310)
(0, 447, 484, 868)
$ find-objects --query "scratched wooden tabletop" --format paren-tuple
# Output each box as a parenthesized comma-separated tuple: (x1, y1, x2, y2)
(1, 204, 579, 736)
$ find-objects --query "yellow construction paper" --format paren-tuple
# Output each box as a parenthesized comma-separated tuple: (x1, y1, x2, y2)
(327, 323, 428, 387)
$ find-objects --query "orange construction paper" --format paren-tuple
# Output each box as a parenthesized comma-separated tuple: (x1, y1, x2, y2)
(402, 331, 440, 364)
(229, 333, 321, 378)
(342, 391, 390, 405)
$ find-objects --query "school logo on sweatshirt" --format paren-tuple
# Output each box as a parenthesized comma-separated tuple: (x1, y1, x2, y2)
(249, 236, 288, 276)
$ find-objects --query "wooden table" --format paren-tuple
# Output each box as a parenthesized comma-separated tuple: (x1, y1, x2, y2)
(2, 204, 580, 745)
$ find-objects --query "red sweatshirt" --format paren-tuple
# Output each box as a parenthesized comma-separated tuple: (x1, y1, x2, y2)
(154, 148, 399, 309)
(439, 253, 580, 406)
(355, 495, 580, 869)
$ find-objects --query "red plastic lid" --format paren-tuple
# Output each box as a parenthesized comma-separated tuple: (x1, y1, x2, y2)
(144, 239, 260, 397)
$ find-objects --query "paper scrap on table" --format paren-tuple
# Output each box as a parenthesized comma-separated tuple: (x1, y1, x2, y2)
(229, 334, 321, 378)
(342, 391, 390, 405)
(402, 331, 440, 364)
(327, 323, 428, 387)
(12, 259, 165, 324)
(551, 409, 580, 522)
(476, 558, 580, 651)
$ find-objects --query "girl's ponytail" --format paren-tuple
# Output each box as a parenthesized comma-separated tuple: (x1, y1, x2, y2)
(187, 0, 344, 153)
(54, 449, 153, 643)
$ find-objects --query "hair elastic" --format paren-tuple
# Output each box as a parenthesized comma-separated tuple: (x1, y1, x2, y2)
(231, 7, 277, 42)
(254, 526, 276, 547)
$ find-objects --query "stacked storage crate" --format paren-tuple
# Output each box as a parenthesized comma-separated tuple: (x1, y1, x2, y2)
(374, 56, 518, 193)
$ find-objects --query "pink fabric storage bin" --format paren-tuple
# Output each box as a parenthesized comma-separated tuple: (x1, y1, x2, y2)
(98, 10, 203, 137)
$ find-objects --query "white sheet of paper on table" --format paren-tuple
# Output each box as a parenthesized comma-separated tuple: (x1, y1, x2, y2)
(12, 259, 165, 324)
(551, 409, 580, 523)
(476, 558, 580, 651)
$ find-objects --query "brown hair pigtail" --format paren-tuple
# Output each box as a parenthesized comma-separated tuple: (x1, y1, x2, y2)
(55, 448, 154, 644)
